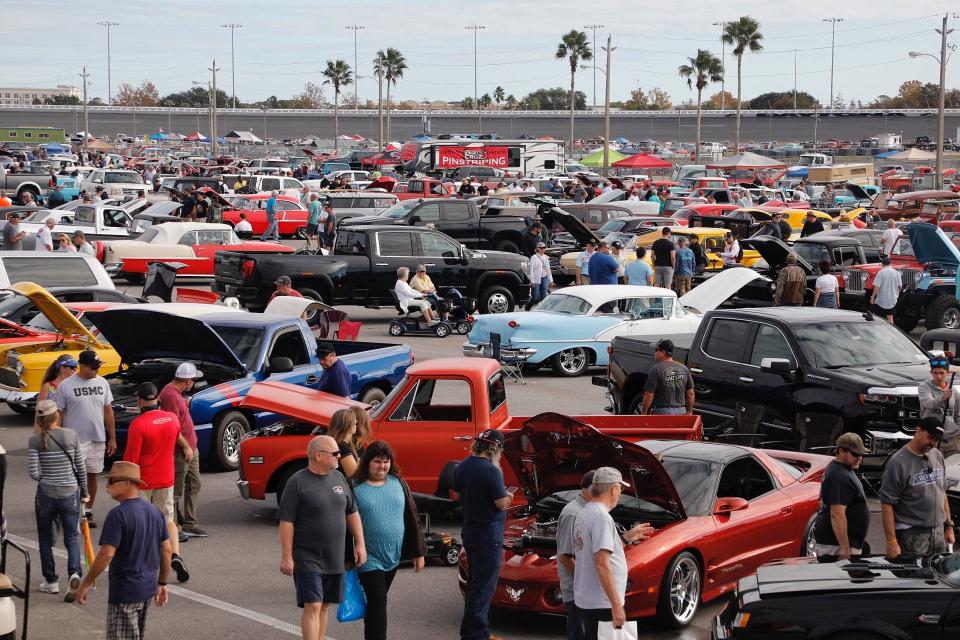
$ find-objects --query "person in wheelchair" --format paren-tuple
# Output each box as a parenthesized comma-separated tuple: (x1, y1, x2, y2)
(409, 264, 444, 316)
(394, 267, 440, 325)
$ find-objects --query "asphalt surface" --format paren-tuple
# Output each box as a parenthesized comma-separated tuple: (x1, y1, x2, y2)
(0, 273, 891, 640)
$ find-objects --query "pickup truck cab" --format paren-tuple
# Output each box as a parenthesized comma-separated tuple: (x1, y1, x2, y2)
(236, 357, 702, 501)
(17, 202, 135, 248)
(368, 177, 456, 201)
(79, 169, 147, 200)
(214, 224, 532, 314)
(87, 305, 412, 470)
(0, 165, 49, 203)
(339, 198, 533, 253)
(596, 307, 932, 473)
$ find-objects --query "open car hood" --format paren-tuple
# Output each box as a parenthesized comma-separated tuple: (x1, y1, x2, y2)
(502, 412, 686, 519)
(907, 222, 960, 268)
(263, 297, 330, 318)
(521, 198, 601, 247)
(366, 176, 397, 192)
(678, 267, 770, 314)
(241, 380, 365, 421)
(844, 183, 873, 200)
(6, 282, 105, 347)
(85, 308, 244, 370)
(745, 236, 814, 273)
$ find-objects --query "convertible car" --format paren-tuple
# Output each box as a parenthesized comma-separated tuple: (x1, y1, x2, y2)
(101, 222, 292, 281)
(462, 268, 765, 376)
(459, 414, 828, 628)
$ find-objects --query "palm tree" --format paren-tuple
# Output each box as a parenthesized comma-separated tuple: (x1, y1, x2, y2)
(506, 94, 517, 110)
(721, 16, 764, 152)
(480, 93, 492, 110)
(373, 51, 385, 149)
(678, 49, 724, 157)
(493, 86, 505, 109)
(556, 29, 592, 152)
(382, 48, 407, 143)
(322, 59, 353, 155)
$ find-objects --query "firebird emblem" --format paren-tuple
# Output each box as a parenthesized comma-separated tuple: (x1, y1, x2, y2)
(505, 586, 525, 603)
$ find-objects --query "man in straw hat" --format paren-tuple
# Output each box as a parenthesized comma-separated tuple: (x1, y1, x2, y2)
(75, 461, 172, 640)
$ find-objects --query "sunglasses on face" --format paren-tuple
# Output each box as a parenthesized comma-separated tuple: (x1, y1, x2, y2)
(840, 447, 863, 459)
(318, 450, 341, 458)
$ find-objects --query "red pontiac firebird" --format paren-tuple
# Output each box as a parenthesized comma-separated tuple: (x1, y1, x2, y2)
(212, 192, 310, 239)
(458, 414, 829, 628)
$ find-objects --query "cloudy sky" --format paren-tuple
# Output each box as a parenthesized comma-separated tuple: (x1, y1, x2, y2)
(2, 0, 958, 106)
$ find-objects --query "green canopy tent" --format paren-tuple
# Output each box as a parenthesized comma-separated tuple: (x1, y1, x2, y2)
(579, 148, 627, 168)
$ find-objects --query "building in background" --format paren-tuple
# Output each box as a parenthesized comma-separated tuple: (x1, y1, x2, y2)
(0, 127, 67, 143)
(0, 85, 81, 106)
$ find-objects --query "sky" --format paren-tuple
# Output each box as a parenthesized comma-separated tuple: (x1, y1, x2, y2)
(2, 0, 958, 107)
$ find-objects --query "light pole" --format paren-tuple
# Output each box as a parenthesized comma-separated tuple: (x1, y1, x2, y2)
(909, 14, 954, 189)
(823, 18, 843, 108)
(97, 21, 119, 105)
(713, 21, 727, 110)
(466, 25, 485, 133)
(601, 35, 616, 176)
(193, 80, 212, 142)
(221, 24, 242, 109)
(346, 25, 365, 110)
(584, 24, 604, 110)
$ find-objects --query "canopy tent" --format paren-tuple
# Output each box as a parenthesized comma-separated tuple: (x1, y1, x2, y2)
(385, 142, 401, 151)
(884, 148, 936, 161)
(185, 131, 208, 142)
(224, 130, 263, 143)
(612, 137, 630, 145)
(705, 152, 786, 170)
(579, 148, 627, 167)
(875, 150, 901, 159)
(42, 143, 69, 153)
(165, 133, 186, 141)
(612, 153, 673, 169)
(616, 145, 644, 155)
(149, 132, 168, 142)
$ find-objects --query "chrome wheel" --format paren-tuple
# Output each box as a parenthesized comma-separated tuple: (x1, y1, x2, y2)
(222, 421, 245, 466)
(944, 307, 960, 329)
(552, 348, 588, 376)
(668, 556, 701, 625)
(435, 322, 451, 337)
(486, 293, 509, 314)
(389, 322, 404, 336)
(804, 520, 818, 557)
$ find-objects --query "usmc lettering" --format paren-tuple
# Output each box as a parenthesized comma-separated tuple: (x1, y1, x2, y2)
(74, 386, 106, 397)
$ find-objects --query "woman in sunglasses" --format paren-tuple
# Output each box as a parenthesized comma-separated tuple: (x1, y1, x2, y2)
(918, 356, 960, 458)
(57, 234, 76, 251)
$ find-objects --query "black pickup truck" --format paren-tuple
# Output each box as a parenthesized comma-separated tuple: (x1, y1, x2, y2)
(594, 307, 932, 472)
(338, 197, 534, 253)
(213, 224, 531, 314)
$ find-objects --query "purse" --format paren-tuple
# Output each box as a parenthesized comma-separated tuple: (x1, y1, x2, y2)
(336, 568, 367, 623)
(597, 620, 639, 640)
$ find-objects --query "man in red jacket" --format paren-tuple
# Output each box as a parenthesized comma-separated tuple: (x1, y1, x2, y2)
(124, 382, 192, 583)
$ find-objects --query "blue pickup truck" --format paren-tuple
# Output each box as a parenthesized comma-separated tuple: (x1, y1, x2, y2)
(86, 307, 412, 470)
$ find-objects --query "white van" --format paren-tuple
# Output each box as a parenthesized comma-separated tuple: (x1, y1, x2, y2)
(0, 253, 115, 289)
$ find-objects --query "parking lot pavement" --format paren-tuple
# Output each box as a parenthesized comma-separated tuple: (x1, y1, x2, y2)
(0, 301, 886, 639)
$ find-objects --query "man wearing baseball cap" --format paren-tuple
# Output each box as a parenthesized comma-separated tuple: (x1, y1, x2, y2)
(640, 339, 695, 416)
(573, 468, 653, 639)
(918, 356, 960, 459)
(813, 433, 870, 561)
(268, 275, 304, 303)
(454, 429, 512, 640)
(2, 210, 26, 250)
(879, 417, 955, 559)
(316, 342, 351, 399)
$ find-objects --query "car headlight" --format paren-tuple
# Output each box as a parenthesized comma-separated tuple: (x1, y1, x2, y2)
(14, 360, 24, 376)
(520, 260, 529, 273)
(842, 268, 850, 281)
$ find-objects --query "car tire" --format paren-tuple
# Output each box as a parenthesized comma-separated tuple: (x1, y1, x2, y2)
(359, 386, 387, 406)
(479, 285, 514, 314)
(926, 295, 960, 330)
(550, 348, 589, 377)
(212, 410, 250, 471)
(273, 462, 307, 505)
(655, 551, 702, 628)
(297, 287, 325, 325)
(455, 321, 472, 335)
(493, 239, 520, 254)
(443, 544, 462, 567)
(802, 515, 817, 557)
(295, 226, 307, 239)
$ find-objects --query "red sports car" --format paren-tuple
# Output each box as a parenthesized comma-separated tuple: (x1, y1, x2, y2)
(217, 193, 310, 238)
(458, 414, 828, 628)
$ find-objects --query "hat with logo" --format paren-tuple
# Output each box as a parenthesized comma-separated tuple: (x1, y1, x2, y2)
(474, 428, 505, 449)
(78, 350, 103, 367)
(174, 362, 202, 379)
(316, 342, 336, 358)
(36, 399, 58, 417)
(275, 275, 292, 286)
(835, 432, 868, 456)
(918, 416, 945, 438)
(655, 339, 675, 355)
(611, 241, 624, 249)
(593, 466, 630, 487)
(105, 461, 146, 486)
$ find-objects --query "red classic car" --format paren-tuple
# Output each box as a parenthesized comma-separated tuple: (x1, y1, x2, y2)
(462, 415, 828, 628)
(871, 190, 960, 222)
(670, 203, 740, 226)
(235, 358, 701, 501)
(217, 192, 311, 238)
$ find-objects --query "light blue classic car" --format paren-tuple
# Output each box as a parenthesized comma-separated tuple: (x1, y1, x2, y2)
(462, 268, 764, 376)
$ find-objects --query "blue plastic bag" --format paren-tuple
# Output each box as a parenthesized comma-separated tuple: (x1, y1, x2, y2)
(336, 569, 367, 623)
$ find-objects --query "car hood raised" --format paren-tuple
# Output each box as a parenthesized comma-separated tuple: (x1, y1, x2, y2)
(539, 206, 601, 247)
(6, 282, 105, 348)
(745, 236, 814, 273)
(678, 267, 770, 314)
(85, 308, 244, 370)
(503, 412, 685, 518)
(907, 222, 960, 268)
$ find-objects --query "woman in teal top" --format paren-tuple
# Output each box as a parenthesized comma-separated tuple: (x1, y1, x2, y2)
(352, 441, 425, 640)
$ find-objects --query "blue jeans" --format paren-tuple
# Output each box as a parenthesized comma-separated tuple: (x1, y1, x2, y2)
(460, 528, 503, 640)
(262, 218, 279, 242)
(35, 491, 82, 582)
(527, 280, 550, 310)
(564, 600, 587, 640)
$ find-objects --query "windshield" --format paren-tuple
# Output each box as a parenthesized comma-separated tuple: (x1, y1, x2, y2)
(793, 241, 830, 267)
(661, 457, 720, 516)
(104, 172, 144, 184)
(598, 220, 626, 234)
(23, 209, 54, 223)
(797, 156, 815, 167)
(136, 227, 160, 242)
(208, 325, 263, 370)
(794, 321, 929, 368)
(534, 292, 591, 315)
(379, 200, 420, 218)
(27, 310, 94, 334)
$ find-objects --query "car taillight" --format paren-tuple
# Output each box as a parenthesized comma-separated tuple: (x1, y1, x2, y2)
(241, 259, 255, 280)
(507, 320, 519, 328)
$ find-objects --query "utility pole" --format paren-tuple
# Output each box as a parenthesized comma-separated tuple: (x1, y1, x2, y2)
(602, 35, 615, 176)
(209, 60, 220, 157)
(221, 24, 242, 109)
(823, 18, 843, 108)
(346, 25, 365, 110)
(793, 49, 798, 110)
(936, 14, 951, 189)
(584, 24, 604, 110)
(713, 22, 727, 110)
(79, 67, 90, 148)
(466, 25, 485, 133)
(376, 52, 384, 151)
(97, 21, 119, 105)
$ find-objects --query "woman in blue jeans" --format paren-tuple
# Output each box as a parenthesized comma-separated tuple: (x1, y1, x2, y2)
(352, 441, 425, 640)
(27, 399, 87, 600)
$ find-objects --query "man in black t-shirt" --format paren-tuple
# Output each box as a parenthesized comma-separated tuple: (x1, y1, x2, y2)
(813, 433, 870, 561)
(650, 227, 676, 289)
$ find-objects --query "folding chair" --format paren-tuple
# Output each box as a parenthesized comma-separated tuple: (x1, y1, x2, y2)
(491, 332, 526, 385)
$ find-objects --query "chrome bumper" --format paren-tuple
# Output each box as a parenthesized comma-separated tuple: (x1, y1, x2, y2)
(0, 390, 37, 407)
(236, 479, 250, 500)
(461, 342, 537, 361)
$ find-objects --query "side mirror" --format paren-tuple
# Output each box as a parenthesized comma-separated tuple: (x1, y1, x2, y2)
(713, 497, 749, 515)
(267, 357, 294, 375)
(760, 357, 794, 377)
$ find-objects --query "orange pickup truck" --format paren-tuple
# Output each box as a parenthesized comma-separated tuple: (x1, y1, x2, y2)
(236, 357, 701, 501)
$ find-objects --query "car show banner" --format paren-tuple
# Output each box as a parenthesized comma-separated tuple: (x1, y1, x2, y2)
(435, 145, 510, 168)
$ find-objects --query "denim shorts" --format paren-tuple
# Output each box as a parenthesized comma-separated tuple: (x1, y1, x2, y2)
(293, 572, 343, 607)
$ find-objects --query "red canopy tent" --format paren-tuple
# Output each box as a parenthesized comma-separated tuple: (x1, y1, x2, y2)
(611, 153, 673, 169)
(184, 131, 208, 142)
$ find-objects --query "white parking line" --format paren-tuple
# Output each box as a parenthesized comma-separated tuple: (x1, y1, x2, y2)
(6, 533, 322, 638)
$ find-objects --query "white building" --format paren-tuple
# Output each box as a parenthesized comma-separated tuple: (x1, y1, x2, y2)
(0, 85, 81, 106)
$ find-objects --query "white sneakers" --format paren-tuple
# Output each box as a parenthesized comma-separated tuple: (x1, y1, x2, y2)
(39, 580, 59, 594)
(64, 573, 81, 603)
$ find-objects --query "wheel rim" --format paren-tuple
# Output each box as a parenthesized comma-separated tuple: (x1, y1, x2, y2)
(805, 522, 818, 557)
(486, 293, 509, 314)
(222, 421, 246, 465)
(558, 348, 586, 374)
(295, 226, 307, 239)
(669, 557, 700, 624)
(943, 307, 960, 329)
(436, 324, 450, 337)
(457, 322, 471, 334)
(446, 547, 460, 564)
(389, 323, 403, 336)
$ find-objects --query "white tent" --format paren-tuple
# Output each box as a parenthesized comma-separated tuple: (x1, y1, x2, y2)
(224, 130, 264, 143)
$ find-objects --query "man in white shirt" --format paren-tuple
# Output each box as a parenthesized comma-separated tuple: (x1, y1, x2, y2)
(870, 255, 902, 323)
(720, 233, 741, 266)
(234, 213, 253, 238)
(72, 230, 96, 256)
(35, 218, 55, 252)
(881, 220, 902, 257)
(394, 266, 439, 324)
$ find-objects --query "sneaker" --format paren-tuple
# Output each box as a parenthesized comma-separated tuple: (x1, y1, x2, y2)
(171, 554, 190, 583)
(84, 511, 97, 529)
(178, 530, 189, 543)
(64, 574, 80, 603)
(182, 526, 209, 538)
(39, 580, 59, 594)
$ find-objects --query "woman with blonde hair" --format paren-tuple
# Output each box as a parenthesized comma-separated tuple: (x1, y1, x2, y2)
(325, 408, 360, 478)
(350, 405, 372, 453)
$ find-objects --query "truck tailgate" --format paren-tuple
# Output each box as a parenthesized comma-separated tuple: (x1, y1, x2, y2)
(214, 251, 249, 284)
